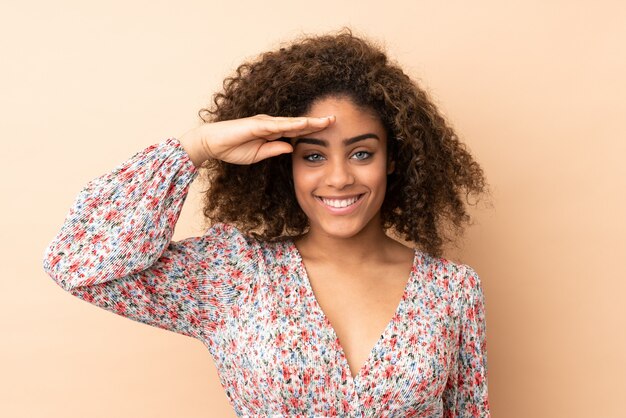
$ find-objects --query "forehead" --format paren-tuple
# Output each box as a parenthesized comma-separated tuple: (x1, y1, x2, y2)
(304, 96, 381, 121)
(294, 96, 387, 145)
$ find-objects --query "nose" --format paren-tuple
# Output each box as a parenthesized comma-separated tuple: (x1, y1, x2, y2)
(324, 159, 355, 189)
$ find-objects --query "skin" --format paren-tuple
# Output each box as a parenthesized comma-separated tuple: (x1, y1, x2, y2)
(291, 96, 413, 267)
(291, 96, 416, 378)
(179, 114, 336, 167)
(179, 97, 416, 378)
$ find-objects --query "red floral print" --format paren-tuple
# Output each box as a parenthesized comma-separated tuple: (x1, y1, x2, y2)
(43, 138, 490, 417)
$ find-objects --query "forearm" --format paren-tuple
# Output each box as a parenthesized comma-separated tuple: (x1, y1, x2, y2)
(43, 138, 198, 289)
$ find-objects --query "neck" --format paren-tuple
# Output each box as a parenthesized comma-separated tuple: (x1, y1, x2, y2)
(294, 218, 393, 266)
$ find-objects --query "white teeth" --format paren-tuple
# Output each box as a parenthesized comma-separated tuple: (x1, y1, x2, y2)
(320, 195, 360, 208)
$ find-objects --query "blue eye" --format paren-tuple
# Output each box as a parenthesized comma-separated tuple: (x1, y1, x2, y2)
(304, 153, 324, 162)
(352, 151, 372, 160)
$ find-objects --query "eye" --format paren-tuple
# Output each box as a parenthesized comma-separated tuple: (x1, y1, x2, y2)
(304, 153, 325, 162)
(351, 151, 373, 161)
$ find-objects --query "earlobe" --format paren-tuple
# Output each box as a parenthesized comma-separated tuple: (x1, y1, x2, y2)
(387, 160, 395, 175)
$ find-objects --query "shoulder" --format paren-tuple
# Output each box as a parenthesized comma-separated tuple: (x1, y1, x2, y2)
(201, 222, 258, 247)
(417, 251, 484, 299)
(168, 222, 263, 268)
(416, 251, 465, 279)
(194, 222, 293, 268)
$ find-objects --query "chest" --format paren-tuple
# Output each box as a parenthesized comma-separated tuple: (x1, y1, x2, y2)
(301, 261, 414, 379)
(206, 252, 460, 416)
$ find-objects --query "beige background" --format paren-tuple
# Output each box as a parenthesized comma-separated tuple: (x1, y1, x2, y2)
(1, 1, 624, 417)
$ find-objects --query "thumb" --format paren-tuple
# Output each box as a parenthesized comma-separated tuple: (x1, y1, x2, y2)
(254, 141, 293, 162)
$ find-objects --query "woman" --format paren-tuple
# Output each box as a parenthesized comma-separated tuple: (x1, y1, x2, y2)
(44, 30, 490, 417)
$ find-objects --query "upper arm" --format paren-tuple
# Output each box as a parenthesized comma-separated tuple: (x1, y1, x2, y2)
(48, 223, 259, 341)
(442, 265, 490, 417)
(64, 236, 207, 340)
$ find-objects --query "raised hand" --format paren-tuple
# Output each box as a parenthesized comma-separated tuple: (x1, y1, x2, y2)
(179, 114, 336, 167)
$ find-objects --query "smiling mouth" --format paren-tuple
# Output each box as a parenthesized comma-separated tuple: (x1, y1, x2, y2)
(315, 194, 365, 208)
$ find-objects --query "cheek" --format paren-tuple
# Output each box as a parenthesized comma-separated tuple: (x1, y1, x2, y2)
(372, 175, 388, 203)
(360, 162, 388, 191)
(291, 164, 314, 199)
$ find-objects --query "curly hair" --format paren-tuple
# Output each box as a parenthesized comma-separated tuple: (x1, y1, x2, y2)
(197, 29, 489, 257)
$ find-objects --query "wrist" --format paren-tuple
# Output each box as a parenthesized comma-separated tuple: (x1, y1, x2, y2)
(179, 129, 208, 167)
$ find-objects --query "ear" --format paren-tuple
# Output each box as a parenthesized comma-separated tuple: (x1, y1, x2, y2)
(387, 159, 395, 175)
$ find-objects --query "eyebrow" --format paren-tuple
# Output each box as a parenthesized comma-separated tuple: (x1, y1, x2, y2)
(293, 133, 380, 147)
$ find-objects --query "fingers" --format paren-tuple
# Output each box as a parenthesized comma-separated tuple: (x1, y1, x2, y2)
(254, 140, 294, 162)
(252, 115, 335, 139)
(283, 115, 336, 138)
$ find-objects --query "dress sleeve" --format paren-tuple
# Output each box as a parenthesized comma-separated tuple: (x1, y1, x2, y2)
(442, 265, 491, 417)
(42, 138, 254, 341)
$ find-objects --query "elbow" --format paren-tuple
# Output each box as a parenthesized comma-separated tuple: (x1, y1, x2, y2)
(43, 242, 108, 292)
(42, 244, 77, 292)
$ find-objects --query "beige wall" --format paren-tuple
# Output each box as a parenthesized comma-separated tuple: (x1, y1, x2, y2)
(2, 1, 624, 417)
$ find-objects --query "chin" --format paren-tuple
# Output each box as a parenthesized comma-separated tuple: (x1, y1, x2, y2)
(315, 219, 372, 240)
(322, 229, 360, 240)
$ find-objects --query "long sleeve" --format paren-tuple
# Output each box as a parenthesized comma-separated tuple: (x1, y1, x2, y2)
(442, 265, 491, 417)
(42, 138, 256, 341)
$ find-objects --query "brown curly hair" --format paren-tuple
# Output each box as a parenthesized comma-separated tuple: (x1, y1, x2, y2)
(197, 29, 489, 257)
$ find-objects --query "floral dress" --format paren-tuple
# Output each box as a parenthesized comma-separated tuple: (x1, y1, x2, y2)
(43, 138, 490, 417)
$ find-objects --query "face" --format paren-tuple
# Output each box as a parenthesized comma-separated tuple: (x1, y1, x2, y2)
(291, 96, 394, 239)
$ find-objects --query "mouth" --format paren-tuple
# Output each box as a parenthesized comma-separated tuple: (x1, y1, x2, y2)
(314, 193, 366, 211)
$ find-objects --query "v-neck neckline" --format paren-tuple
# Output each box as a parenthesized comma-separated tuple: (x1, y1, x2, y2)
(287, 240, 420, 384)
